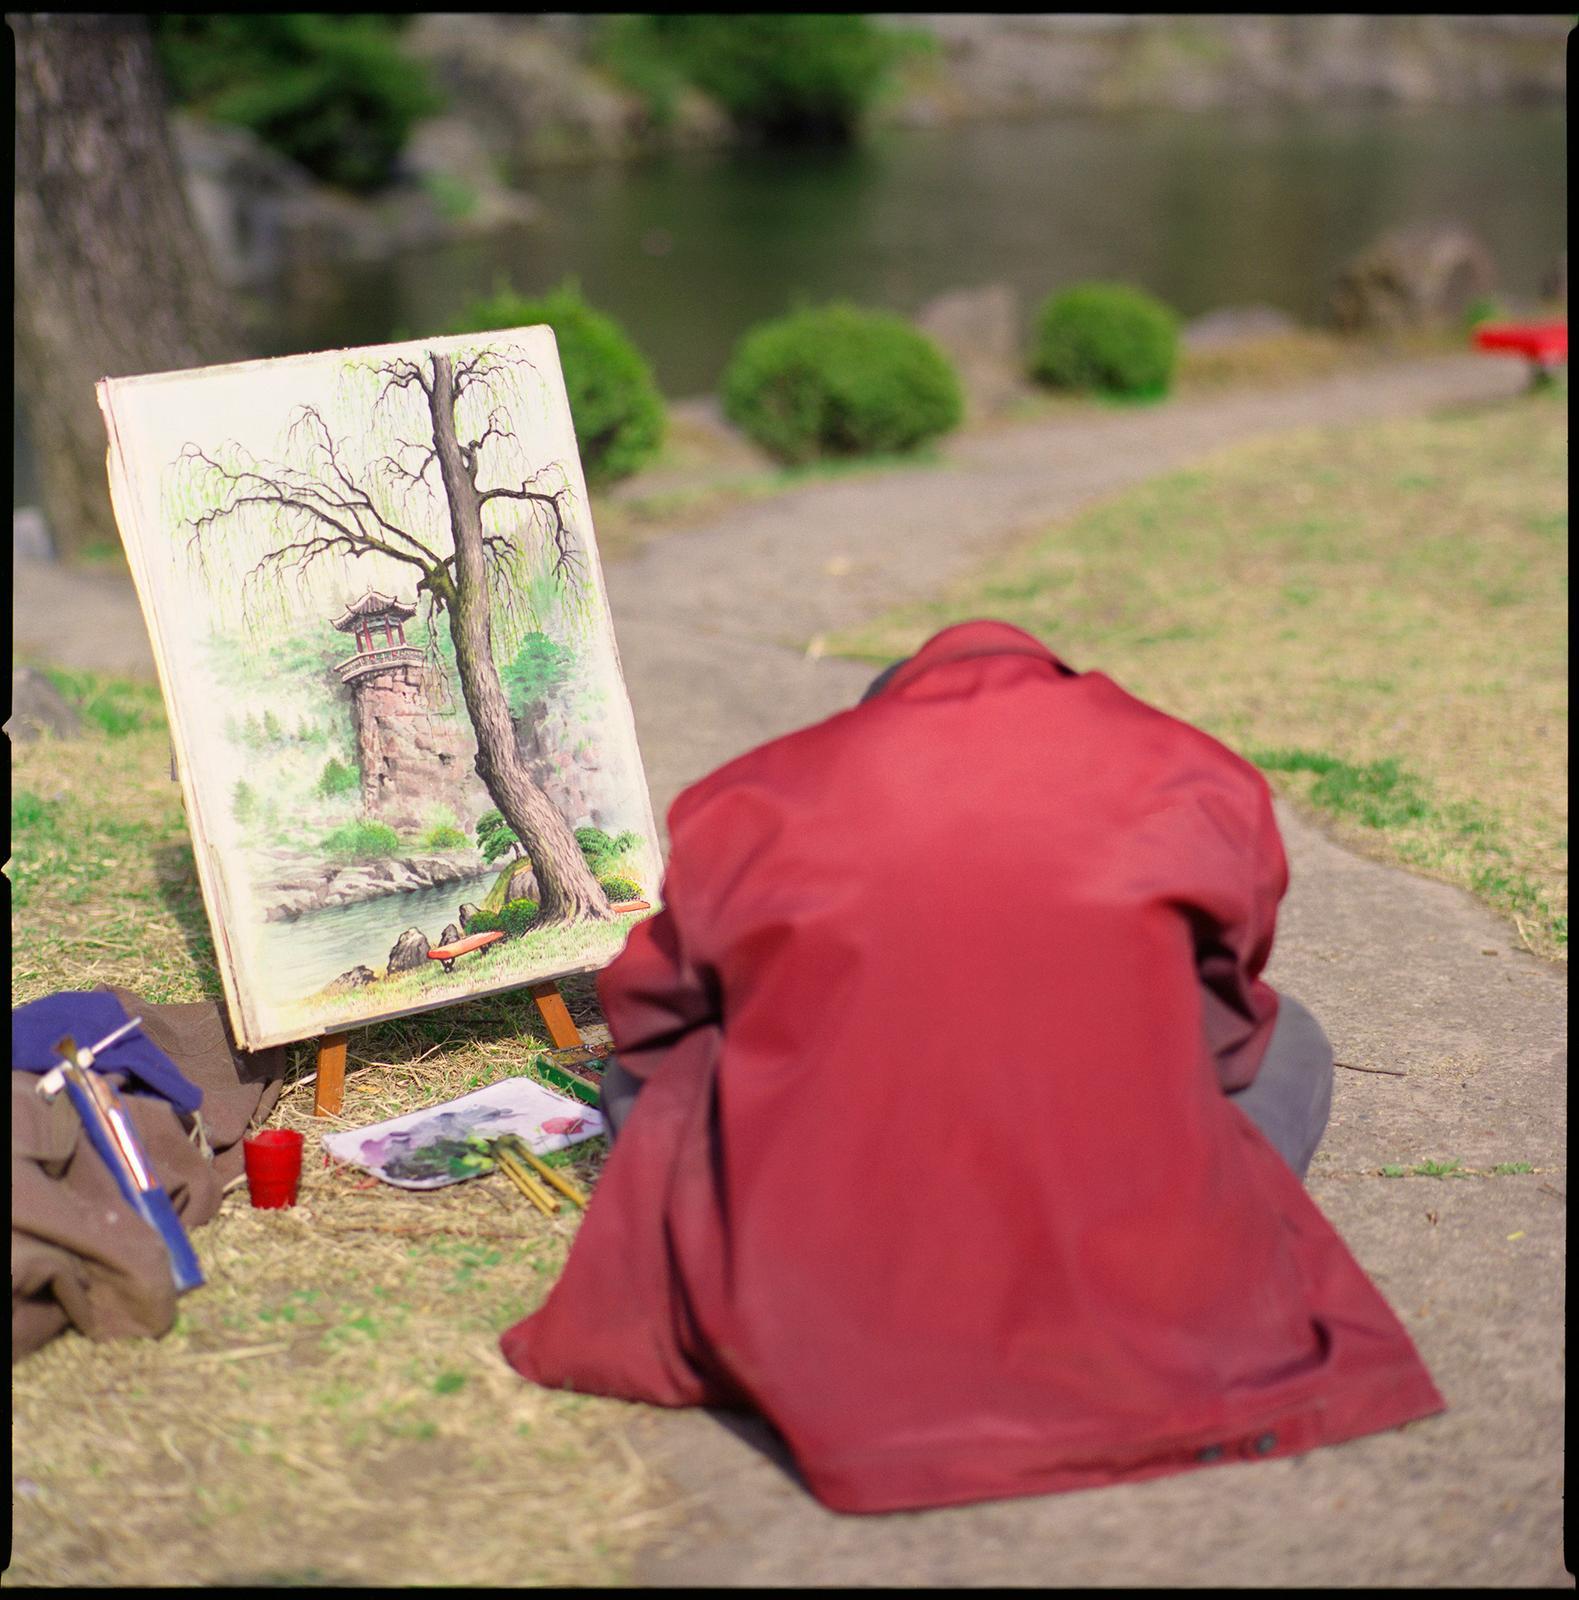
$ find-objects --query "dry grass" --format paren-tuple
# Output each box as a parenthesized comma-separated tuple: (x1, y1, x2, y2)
(829, 386, 1567, 957)
(9, 729, 678, 1586)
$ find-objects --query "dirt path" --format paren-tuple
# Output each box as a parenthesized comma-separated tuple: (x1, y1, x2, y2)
(600, 352, 1527, 814)
(599, 352, 1564, 1586)
(10, 350, 1565, 1584)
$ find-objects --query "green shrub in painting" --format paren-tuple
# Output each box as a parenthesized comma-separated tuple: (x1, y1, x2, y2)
(476, 808, 526, 866)
(444, 284, 665, 486)
(315, 756, 360, 799)
(321, 818, 402, 859)
(721, 304, 964, 465)
(597, 875, 643, 903)
(574, 825, 618, 872)
(417, 808, 469, 851)
(1030, 283, 1180, 399)
(464, 897, 541, 939)
(501, 631, 577, 715)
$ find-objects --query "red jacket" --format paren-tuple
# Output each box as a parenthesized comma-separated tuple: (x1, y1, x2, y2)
(501, 620, 1444, 1513)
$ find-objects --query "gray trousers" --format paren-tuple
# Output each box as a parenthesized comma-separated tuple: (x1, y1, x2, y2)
(598, 992, 1334, 1183)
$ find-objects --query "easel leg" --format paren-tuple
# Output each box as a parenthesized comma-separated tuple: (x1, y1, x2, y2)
(313, 1032, 350, 1117)
(527, 981, 583, 1049)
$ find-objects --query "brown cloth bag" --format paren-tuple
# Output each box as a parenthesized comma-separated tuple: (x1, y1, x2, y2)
(11, 986, 286, 1362)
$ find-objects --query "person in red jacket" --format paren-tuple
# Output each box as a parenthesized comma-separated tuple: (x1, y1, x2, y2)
(501, 619, 1444, 1515)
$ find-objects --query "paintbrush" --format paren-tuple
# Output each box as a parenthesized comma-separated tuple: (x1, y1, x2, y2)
(501, 1135, 589, 1210)
(493, 1143, 559, 1215)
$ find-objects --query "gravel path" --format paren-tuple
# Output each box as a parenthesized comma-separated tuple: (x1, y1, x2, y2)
(10, 350, 1565, 1584)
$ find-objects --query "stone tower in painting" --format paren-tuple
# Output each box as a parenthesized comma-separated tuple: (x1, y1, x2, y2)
(331, 590, 478, 832)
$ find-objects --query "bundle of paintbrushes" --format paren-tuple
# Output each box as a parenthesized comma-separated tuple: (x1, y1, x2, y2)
(491, 1135, 589, 1217)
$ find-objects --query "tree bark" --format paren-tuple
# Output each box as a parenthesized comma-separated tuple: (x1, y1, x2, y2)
(427, 354, 613, 925)
(13, 13, 241, 561)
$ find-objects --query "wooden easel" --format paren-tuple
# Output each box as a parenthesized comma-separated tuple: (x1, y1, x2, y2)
(311, 979, 584, 1116)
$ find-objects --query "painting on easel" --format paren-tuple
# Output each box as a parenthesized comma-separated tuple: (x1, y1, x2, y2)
(98, 328, 661, 1051)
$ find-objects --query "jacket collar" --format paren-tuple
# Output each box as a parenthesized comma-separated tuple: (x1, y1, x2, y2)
(878, 620, 1075, 698)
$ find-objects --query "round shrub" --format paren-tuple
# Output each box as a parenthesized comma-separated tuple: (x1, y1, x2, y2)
(1030, 284, 1180, 399)
(445, 284, 665, 487)
(597, 876, 643, 903)
(721, 304, 964, 465)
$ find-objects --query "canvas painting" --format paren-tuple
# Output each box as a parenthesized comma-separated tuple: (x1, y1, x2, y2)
(320, 1077, 605, 1190)
(98, 328, 662, 1050)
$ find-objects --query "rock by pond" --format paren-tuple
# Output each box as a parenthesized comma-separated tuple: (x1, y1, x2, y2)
(438, 923, 463, 948)
(1329, 222, 1497, 332)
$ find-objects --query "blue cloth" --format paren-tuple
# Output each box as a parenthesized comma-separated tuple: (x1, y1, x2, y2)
(11, 991, 204, 1115)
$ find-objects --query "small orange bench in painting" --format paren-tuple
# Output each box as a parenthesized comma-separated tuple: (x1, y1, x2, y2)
(427, 929, 507, 972)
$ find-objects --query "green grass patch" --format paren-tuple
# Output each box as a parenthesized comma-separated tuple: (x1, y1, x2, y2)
(829, 390, 1567, 957)
(39, 666, 167, 736)
(10, 720, 666, 1583)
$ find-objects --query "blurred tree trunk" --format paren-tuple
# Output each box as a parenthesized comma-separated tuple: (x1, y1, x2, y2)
(12, 13, 240, 561)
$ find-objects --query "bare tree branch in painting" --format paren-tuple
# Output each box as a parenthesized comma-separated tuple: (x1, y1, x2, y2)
(174, 347, 613, 927)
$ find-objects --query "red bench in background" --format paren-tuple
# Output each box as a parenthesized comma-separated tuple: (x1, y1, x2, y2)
(1473, 321, 1568, 385)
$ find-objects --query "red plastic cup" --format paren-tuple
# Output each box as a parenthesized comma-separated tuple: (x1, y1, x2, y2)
(243, 1129, 305, 1209)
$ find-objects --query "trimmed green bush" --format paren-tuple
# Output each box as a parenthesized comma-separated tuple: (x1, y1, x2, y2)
(1030, 283, 1180, 399)
(597, 876, 643, 903)
(721, 304, 964, 465)
(445, 284, 665, 486)
(155, 15, 441, 193)
(465, 897, 541, 939)
(321, 819, 401, 859)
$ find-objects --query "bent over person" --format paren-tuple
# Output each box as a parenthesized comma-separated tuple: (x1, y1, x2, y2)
(500, 619, 1444, 1514)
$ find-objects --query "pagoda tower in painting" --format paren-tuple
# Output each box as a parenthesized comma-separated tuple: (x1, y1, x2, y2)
(331, 590, 478, 831)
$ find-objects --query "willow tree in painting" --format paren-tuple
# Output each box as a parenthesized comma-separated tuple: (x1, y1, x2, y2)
(171, 347, 613, 925)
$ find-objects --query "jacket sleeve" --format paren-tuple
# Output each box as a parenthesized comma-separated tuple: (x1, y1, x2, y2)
(1197, 777, 1289, 1093)
(595, 830, 721, 1087)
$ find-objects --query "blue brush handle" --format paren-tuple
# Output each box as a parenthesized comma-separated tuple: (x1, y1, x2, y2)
(64, 1079, 205, 1294)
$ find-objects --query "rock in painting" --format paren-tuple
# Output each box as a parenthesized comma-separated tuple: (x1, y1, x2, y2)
(438, 922, 463, 948)
(387, 928, 432, 973)
(325, 965, 377, 993)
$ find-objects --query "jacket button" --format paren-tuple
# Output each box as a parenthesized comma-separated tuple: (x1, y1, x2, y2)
(1254, 1432, 1278, 1454)
(1197, 1444, 1225, 1463)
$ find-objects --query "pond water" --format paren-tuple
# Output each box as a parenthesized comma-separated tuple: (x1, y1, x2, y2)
(251, 868, 499, 1002)
(11, 104, 1564, 510)
(261, 104, 1566, 397)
